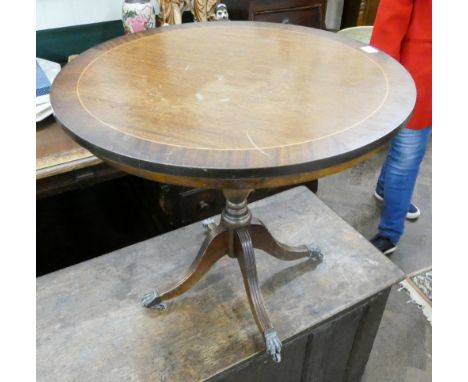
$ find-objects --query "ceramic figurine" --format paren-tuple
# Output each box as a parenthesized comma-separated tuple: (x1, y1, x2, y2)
(191, 0, 218, 22)
(122, 0, 158, 34)
(214, 3, 229, 21)
(159, 0, 190, 26)
(157, 0, 229, 26)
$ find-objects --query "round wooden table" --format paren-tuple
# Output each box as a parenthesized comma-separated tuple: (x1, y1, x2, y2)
(51, 21, 416, 363)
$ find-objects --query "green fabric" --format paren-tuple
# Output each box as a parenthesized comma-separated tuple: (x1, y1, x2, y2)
(36, 20, 125, 64)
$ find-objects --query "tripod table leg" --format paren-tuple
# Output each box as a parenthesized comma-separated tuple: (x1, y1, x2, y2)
(235, 228, 282, 363)
(142, 225, 228, 309)
(248, 218, 323, 262)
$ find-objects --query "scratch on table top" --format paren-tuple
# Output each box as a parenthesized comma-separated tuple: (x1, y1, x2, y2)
(246, 132, 272, 159)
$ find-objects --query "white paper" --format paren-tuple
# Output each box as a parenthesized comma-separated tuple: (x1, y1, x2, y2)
(36, 58, 61, 121)
(36, 103, 53, 122)
(360, 45, 379, 54)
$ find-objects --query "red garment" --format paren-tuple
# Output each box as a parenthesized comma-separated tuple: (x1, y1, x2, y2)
(370, 0, 432, 129)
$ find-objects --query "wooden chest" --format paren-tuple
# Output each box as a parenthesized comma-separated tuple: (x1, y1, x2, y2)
(37, 187, 403, 381)
(248, 0, 326, 27)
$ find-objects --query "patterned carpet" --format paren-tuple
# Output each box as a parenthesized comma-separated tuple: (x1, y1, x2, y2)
(410, 269, 432, 303)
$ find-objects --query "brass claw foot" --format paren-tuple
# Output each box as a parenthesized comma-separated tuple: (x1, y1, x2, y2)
(141, 290, 167, 310)
(264, 329, 282, 363)
(306, 244, 323, 262)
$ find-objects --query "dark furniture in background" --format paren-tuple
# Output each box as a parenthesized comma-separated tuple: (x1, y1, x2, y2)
(36, 116, 317, 276)
(224, 0, 326, 28)
(36, 161, 317, 276)
(341, 0, 380, 29)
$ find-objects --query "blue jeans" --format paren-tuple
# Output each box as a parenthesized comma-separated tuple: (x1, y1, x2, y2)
(376, 126, 432, 244)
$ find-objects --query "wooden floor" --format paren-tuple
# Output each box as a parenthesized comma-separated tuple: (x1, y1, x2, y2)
(318, 140, 432, 381)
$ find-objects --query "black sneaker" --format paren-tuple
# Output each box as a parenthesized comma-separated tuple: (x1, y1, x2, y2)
(373, 190, 384, 202)
(370, 234, 397, 256)
(406, 203, 420, 220)
(374, 190, 420, 220)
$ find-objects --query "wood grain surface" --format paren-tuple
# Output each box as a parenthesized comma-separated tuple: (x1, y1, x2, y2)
(36, 187, 404, 381)
(51, 22, 416, 188)
(36, 117, 100, 179)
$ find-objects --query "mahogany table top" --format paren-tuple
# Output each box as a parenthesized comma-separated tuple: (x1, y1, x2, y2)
(51, 22, 416, 189)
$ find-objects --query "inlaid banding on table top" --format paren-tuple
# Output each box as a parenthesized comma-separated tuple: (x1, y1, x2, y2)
(51, 22, 416, 185)
(75, 26, 389, 151)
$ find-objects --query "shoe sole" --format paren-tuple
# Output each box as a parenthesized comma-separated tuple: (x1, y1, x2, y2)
(383, 246, 397, 256)
(406, 210, 421, 220)
(373, 191, 384, 202)
(374, 191, 420, 220)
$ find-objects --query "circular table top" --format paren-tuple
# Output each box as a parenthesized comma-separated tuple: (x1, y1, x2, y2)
(51, 22, 416, 189)
(337, 26, 373, 44)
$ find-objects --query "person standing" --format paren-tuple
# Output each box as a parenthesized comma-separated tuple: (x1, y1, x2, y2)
(369, 0, 432, 255)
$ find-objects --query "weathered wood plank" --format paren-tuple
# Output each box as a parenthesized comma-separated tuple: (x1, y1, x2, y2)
(211, 334, 308, 382)
(301, 306, 363, 382)
(344, 289, 391, 382)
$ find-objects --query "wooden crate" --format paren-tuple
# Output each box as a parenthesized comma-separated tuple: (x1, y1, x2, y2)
(37, 187, 403, 381)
